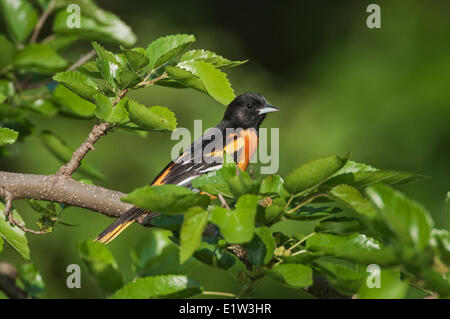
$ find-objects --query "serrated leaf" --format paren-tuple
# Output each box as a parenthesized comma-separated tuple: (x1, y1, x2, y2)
(53, 71, 99, 101)
(52, 84, 96, 118)
(306, 233, 399, 265)
(178, 60, 235, 105)
(162, 66, 207, 93)
(315, 259, 364, 295)
(264, 263, 313, 288)
(13, 44, 68, 73)
(210, 194, 258, 244)
(0, 0, 38, 43)
(193, 242, 236, 270)
(121, 47, 149, 72)
(78, 240, 123, 295)
(126, 99, 176, 131)
(110, 275, 201, 299)
(179, 207, 208, 264)
(180, 49, 247, 68)
(52, 9, 136, 47)
(285, 155, 347, 194)
(259, 175, 288, 197)
(39, 130, 104, 180)
(191, 164, 238, 198)
(93, 94, 129, 123)
(245, 226, 275, 266)
(329, 184, 377, 218)
(358, 269, 408, 299)
(0, 202, 30, 260)
(147, 34, 195, 69)
(366, 184, 433, 251)
(0, 127, 18, 146)
(122, 184, 210, 214)
(324, 170, 426, 188)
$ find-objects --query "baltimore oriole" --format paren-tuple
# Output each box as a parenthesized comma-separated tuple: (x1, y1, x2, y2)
(96, 92, 279, 244)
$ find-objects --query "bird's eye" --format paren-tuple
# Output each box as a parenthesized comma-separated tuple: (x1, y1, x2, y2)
(246, 103, 254, 110)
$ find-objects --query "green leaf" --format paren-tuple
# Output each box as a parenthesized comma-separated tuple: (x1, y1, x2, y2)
(0, 235, 3, 252)
(52, 9, 136, 47)
(328, 184, 377, 218)
(17, 263, 45, 297)
(146, 34, 195, 69)
(39, 130, 104, 180)
(285, 205, 340, 221)
(53, 71, 99, 101)
(126, 99, 176, 131)
(180, 49, 247, 68)
(324, 170, 426, 188)
(0, 0, 38, 43)
(358, 269, 408, 299)
(52, 84, 96, 118)
(93, 94, 129, 123)
(314, 258, 364, 295)
(0, 127, 18, 146)
(179, 207, 208, 264)
(121, 47, 150, 73)
(285, 155, 347, 194)
(315, 216, 363, 234)
(210, 194, 258, 244)
(111, 275, 201, 299)
(13, 44, 68, 73)
(245, 226, 275, 266)
(162, 66, 207, 93)
(259, 175, 288, 196)
(0, 202, 30, 260)
(178, 60, 235, 105)
(264, 264, 313, 288)
(21, 98, 58, 117)
(306, 233, 399, 265)
(122, 184, 210, 214)
(0, 34, 15, 68)
(77, 240, 123, 295)
(131, 229, 196, 277)
(193, 242, 236, 270)
(191, 165, 237, 198)
(366, 184, 433, 250)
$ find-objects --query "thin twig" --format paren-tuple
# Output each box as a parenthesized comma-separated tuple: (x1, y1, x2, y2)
(30, 0, 56, 44)
(218, 193, 230, 210)
(286, 232, 316, 253)
(56, 89, 127, 177)
(136, 72, 168, 87)
(286, 193, 328, 214)
(3, 191, 46, 234)
(68, 49, 96, 71)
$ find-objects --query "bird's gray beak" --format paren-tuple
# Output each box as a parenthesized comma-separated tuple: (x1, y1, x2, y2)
(258, 104, 280, 115)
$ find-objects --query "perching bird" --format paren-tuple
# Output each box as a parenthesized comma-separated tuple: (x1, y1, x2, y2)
(95, 92, 279, 244)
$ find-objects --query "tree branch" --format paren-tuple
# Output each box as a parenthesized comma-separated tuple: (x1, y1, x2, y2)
(0, 171, 135, 219)
(0, 262, 28, 299)
(56, 122, 110, 177)
(30, 0, 56, 44)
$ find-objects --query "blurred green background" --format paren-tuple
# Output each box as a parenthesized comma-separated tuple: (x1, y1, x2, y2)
(0, 0, 449, 298)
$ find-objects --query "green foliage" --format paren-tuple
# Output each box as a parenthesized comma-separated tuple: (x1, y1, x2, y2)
(111, 275, 202, 299)
(0, 1, 448, 299)
(0, 202, 30, 260)
(77, 240, 123, 296)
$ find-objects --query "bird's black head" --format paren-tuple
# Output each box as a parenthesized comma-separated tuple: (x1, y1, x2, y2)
(223, 92, 279, 129)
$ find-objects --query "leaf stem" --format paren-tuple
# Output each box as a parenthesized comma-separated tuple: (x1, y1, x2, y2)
(286, 232, 316, 253)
